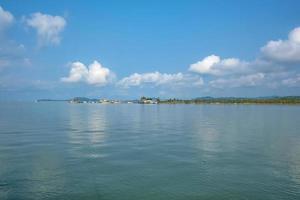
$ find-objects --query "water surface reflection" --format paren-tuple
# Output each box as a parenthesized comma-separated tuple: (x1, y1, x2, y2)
(68, 104, 107, 158)
(0, 103, 300, 199)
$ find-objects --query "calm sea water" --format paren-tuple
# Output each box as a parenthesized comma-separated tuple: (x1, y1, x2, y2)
(0, 102, 300, 199)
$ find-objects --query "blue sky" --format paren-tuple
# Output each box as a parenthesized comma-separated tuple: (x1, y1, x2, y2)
(0, 0, 300, 100)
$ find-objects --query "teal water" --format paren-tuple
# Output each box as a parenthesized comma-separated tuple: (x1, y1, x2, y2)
(0, 103, 300, 199)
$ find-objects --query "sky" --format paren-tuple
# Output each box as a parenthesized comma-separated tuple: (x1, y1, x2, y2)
(0, 0, 300, 100)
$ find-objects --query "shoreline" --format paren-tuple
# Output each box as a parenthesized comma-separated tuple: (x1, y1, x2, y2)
(36, 96, 300, 105)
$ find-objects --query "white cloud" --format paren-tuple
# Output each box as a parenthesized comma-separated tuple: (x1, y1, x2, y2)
(209, 73, 265, 88)
(61, 61, 113, 86)
(118, 71, 186, 88)
(261, 27, 300, 62)
(86, 61, 112, 85)
(188, 27, 300, 90)
(118, 72, 185, 87)
(189, 55, 248, 75)
(26, 12, 66, 46)
(61, 62, 87, 83)
(117, 71, 204, 88)
(0, 6, 14, 33)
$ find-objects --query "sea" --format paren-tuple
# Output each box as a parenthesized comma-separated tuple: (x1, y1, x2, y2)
(0, 102, 300, 199)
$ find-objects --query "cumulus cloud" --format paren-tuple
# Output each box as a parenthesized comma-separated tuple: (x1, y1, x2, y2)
(118, 71, 195, 88)
(261, 27, 300, 62)
(61, 61, 114, 86)
(117, 71, 204, 89)
(0, 6, 14, 33)
(209, 73, 265, 88)
(61, 62, 87, 83)
(188, 26, 300, 90)
(189, 55, 248, 75)
(25, 12, 66, 46)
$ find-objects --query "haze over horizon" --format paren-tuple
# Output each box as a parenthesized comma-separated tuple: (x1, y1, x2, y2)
(1, 0, 300, 100)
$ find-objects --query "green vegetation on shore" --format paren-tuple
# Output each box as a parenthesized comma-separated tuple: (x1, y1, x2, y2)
(158, 96, 300, 104)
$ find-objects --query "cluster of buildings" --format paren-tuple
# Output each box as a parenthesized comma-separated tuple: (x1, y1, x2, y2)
(98, 99, 121, 104)
(68, 97, 160, 104)
(139, 97, 159, 104)
(69, 97, 121, 104)
(139, 98, 158, 104)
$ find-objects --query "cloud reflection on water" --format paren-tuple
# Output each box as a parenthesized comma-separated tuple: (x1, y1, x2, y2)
(67, 104, 107, 158)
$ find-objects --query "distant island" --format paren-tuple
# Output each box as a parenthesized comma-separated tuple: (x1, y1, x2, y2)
(158, 96, 300, 104)
(36, 96, 300, 104)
